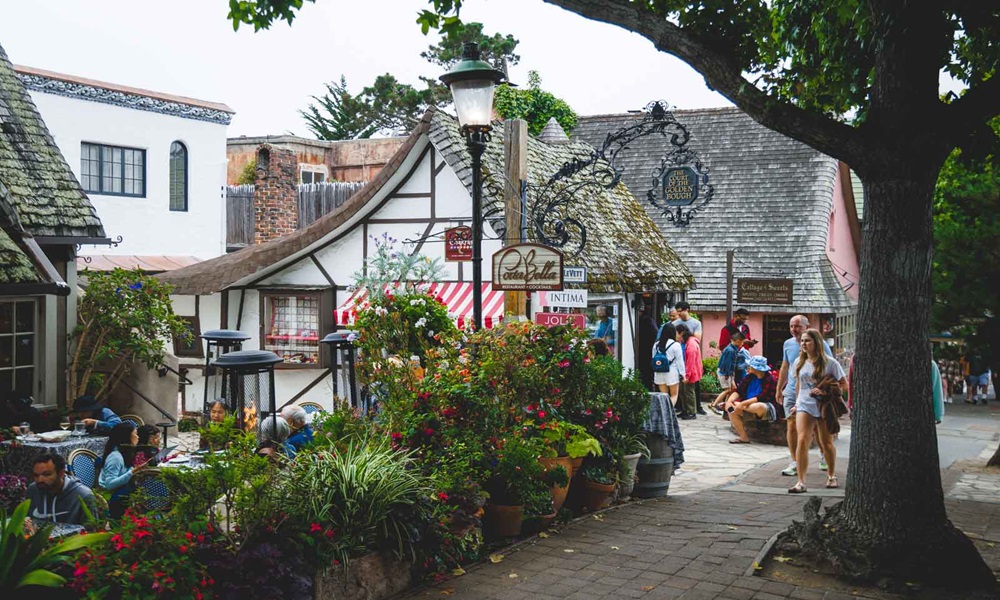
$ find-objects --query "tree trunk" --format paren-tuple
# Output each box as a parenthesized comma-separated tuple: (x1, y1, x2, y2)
(988, 441, 1000, 468)
(827, 172, 994, 586)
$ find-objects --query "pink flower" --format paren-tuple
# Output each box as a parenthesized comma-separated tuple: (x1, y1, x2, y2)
(558, 360, 571, 368)
(537, 410, 547, 419)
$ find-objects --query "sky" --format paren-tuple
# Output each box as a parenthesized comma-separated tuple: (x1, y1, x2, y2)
(0, 0, 732, 137)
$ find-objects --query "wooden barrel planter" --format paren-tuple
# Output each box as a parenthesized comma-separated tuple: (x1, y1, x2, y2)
(634, 434, 674, 498)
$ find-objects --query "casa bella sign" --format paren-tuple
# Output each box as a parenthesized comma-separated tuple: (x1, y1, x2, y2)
(492, 243, 564, 291)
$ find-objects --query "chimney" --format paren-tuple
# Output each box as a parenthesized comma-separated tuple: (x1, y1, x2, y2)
(252, 144, 298, 244)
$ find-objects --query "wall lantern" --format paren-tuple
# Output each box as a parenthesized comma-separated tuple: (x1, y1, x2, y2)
(200, 329, 251, 414)
(321, 331, 361, 411)
(212, 350, 282, 441)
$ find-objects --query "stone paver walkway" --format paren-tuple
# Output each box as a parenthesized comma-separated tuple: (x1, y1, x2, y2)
(404, 400, 1000, 599)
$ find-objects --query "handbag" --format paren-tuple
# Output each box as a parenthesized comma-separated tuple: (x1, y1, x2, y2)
(651, 341, 675, 373)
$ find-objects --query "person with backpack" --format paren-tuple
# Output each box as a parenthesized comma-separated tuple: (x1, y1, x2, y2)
(652, 322, 685, 404)
(965, 348, 992, 405)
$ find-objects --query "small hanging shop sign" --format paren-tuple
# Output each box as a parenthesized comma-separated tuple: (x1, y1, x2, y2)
(444, 226, 473, 262)
(737, 278, 794, 305)
(492, 243, 564, 291)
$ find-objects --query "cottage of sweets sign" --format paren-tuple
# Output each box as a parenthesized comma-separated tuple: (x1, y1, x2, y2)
(736, 278, 794, 305)
(491, 243, 564, 291)
(444, 226, 473, 262)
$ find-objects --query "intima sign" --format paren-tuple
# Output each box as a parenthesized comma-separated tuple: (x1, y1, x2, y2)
(491, 243, 564, 291)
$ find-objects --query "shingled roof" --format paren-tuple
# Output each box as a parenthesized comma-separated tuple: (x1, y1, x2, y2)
(429, 110, 692, 293)
(0, 43, 104, 240)
(160, 107, 692, 295)
(573, 107, 855, 313)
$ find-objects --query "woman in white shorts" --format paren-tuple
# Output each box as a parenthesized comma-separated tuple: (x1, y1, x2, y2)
(652, 322, 686, 403)
(789, 328, 847, 493)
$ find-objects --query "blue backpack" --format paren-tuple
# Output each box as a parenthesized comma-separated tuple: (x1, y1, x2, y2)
(651, 340, 676, 373)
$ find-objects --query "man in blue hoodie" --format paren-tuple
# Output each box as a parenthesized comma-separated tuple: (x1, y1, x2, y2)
(26, 453, 98, 525)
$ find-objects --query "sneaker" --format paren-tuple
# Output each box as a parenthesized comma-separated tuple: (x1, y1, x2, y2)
(696, 407, 707, 415)
(781, 463, 797, 477)
(819, 458, 829, 471)
(709, 404, 722, 415)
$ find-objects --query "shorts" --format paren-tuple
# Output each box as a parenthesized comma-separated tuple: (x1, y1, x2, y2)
(654, 371, 680, 386)
(968, 373, 991, 387)
(782, 394, 796, 417)
(717, 374, 734, 390)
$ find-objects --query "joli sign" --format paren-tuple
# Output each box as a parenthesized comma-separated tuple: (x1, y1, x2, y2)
(491, 243, 564, 291)
(535, 312, 586, 329)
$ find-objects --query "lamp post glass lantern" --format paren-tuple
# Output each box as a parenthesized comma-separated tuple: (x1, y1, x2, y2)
(441, 42, 505, 329)
(200, 329, 250, 414)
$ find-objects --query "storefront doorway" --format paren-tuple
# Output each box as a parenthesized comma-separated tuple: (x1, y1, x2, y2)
(763, 314, 794, 369)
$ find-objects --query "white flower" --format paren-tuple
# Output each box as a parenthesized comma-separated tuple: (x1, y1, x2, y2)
(374, 306, 388, 317)
(427, 330, 435, 338)
(409, 298, 426, 306)
(415, 317, 428, 328)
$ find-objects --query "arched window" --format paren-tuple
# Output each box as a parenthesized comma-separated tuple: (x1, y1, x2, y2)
(169, 141, 188, 211)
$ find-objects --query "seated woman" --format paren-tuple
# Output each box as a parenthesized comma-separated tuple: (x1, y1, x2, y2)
(256, 415, 291, 462)
(98, 423, 148, 517)
(725, 356, 780, 444)
(132, 425, 162, 466)
(208, 400, 228, 424)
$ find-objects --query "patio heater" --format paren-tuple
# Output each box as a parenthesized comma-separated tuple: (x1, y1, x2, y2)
(320, 331, 360, 411)
(200, 329, 251, 414)
(212, 350, 282, 442)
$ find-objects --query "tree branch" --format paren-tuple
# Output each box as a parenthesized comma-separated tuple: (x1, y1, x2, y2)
(542, 0, 868, 165)
(945, 76, 1000, 145)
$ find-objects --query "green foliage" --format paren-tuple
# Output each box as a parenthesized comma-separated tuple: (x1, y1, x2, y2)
(493, 71, 578, 136)
(487, 436, 547, 506)
(198, 415, 240, 451)
(701, 356, 722, 394)
(0, 500, 110, 593)
(300, 76, 379, 140)
(71, 511, 217, 599)
(236, 158, 257, 185)
(580, 465, 614, 486)
(227, 0, 314, 31)
(351, 234, 446, 304)
(260, 439, 431, 566)
(71, 268, 190, 402)
(421, 20, 518, 68)
(932, 128, 1000, 358)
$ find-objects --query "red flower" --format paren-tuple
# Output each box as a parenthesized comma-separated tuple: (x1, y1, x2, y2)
(437, 492, 449, 501)
(310, 522, 323, 533)
(558, 360, 571, 368)
(185, 532, 194, 541)
(424, 427, 435, 436)
(197, 534, 205, 543)
(537, 410, 547, 419)
(324, 529, 336, 539)
(73, 562, 88, 578)
(179, 545, 188, 553)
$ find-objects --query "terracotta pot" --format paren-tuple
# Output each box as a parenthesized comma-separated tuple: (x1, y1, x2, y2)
(570, 457, 584, 472)
(538, 456, 573, 513)
(582, 479, 616, 512)
(521, 512, 557, 536)
(485, 503, 523, 538)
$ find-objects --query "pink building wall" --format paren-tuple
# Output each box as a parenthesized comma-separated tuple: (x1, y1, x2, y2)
(826, 164, 861, 301)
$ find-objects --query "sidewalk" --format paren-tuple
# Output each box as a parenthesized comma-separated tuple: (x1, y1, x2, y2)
(405, 404, 1000, 599)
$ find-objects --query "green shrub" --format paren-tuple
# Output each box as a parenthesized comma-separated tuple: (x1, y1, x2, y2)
(702, 357, 722, 394)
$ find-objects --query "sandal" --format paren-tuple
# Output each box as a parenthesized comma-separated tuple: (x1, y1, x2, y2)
(788, 483, 807, 494)
(729, 438, 750, 444)
(826, 476, 839, 489)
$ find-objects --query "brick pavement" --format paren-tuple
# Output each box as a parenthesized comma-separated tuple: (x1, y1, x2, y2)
(404, 404, 1000, 600)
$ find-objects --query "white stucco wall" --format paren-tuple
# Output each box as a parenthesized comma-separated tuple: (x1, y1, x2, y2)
(28, 91, 228, 259)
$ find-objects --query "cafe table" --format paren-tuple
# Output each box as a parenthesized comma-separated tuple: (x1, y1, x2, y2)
(0, 434, 109, 477)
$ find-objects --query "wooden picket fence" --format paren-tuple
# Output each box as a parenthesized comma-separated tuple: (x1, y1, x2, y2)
(225, 182, 367, 248)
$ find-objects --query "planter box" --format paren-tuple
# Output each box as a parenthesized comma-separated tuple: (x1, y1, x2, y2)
(314, 553, 412, 600)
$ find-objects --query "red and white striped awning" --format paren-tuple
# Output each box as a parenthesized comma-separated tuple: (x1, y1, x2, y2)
(335, 282, 505, 329)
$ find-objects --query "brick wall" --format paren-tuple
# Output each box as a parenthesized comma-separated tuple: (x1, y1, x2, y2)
(253, 144, 298, 245)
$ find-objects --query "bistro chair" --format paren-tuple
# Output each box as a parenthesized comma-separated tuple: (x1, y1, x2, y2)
(120, 414, 145, 428)
(67, 448, 99, 489)
(297, 401, 324, 415)
(132, 468, 171, 512)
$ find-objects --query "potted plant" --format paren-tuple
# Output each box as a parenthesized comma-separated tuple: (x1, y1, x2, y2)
(536, 421, 599, 512)
(484, 437, 546, 538)
(580, 464, 617, 512)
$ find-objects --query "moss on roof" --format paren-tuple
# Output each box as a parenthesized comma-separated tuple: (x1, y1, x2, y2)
(0, 43, 104, 239)
(0, 226, 43, 283)
(429, 110, 693, 293)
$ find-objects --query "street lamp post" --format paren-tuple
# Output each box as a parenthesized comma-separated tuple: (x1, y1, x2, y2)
(441, 42, 505, 330)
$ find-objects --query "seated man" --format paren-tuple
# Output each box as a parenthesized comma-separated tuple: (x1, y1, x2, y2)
(280, 405, 314, 458)
(709, 330, 751, 413)
(70, 394, 122, 434)
(726, 356, 781, 443)
(27, 453, 99, 525)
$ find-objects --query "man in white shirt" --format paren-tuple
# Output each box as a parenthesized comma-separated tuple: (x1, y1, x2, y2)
(672, 301, 702, 342)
